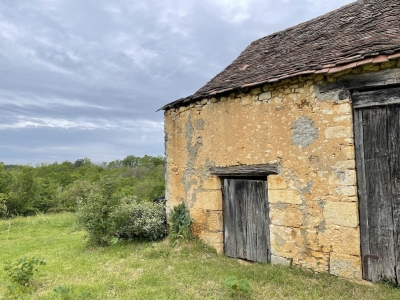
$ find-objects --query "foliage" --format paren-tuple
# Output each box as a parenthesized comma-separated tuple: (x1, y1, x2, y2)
(224, 276, 251, 293)
(76, 191, 120, 246)
(76, 190, 167, 246)
(169, 202, 193, 243)
(53, 286, 91, 299)
(3, 257, 45, 286)
(112, 198, 167, 241)
(0, 155, 165, 218)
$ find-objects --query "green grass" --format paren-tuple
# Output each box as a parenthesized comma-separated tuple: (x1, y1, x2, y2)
(0, 213, 399, 299)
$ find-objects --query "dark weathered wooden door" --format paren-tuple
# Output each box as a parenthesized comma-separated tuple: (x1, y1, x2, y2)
(354, 88, 400, 283)
(223, 178, 270, 263)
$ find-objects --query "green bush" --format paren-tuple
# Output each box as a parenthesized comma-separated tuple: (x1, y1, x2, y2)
(169, 202, 193, 243)
(112, 197, 167, 241)
(76, 192, 119, 246)
(76, 193, 167, 246)
(4, 257, 46, 286)
(60, 180, 98, 211)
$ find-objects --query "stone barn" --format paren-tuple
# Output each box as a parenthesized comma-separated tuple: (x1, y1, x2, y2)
(160, 0, 400, 282)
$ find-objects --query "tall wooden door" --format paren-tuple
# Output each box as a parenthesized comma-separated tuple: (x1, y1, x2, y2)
(223, 178, 270, 263)
(354, 88, 400, 283)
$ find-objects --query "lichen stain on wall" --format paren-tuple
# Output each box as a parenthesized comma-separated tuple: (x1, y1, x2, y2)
(164, 64, 400, 279)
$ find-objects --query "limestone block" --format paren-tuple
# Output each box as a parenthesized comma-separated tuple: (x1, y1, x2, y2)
(325, 126, 353, 139)
(190, 209, 206, 227)
(335, 185, 357, 197)
(318, 226, 361, 256)
(195, 190, 223, 211)
(259, 92, 272, 101)
(211, 97, 218, 103)
(302, 229, 320, 252)
(203, 177, 222, 190)
(342, 196, 357, 202)
(179, 106, 189, 113)
(241, 95, 252, 105)
(198, 231, 223, 245)
(251, 87, 262, 95)
(322, 109, 334, 115)
(323, 202, 359, 227)
(333, 170, 356, 186)
(334, 160, 355, 170)
(268, 175, 287, 190)
(270, 225, 303, 258)
(270, 204, 303, 227)
(334, 115, 352, 122)
(206, 211, 223, 232)
(190, 210, 206, 237)
(271, 255, 292, 267)
(342, 146, 355, 160)
(330, 253, 362, 279)
(293, 255, 328, 273)
(305, 201, 324, 228)
(342, 170, 356, 185)
(268, 189, 302, 205)
(338, 103, 352, 114)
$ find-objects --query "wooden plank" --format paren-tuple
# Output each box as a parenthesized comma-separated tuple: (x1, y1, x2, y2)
(353, 87, 400, 109)
(392, 194, 400, 282)
(245, 181, 257, 261)
(354, 109, 370, 280)
(223, 179, 237, 258)
(255, 180, 270, 263)
(319, 68, 400, 93)
(210, 164, 278, 177)
(363, 107, 396, 283)
(387, 105, 400, 282)
(235, 180, 247, 259)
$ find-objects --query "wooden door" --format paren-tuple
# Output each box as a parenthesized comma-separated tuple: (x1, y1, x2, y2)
(223, 178, 270, 263)
(354, 88, 400, 283)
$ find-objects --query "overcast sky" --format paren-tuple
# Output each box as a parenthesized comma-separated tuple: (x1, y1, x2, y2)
(0, 0, 354, 165)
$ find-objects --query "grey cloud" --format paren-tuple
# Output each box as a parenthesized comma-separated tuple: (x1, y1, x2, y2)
(0, 0, 353, 164)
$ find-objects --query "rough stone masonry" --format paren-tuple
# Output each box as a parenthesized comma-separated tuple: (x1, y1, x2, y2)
(164, 60, 400, 280)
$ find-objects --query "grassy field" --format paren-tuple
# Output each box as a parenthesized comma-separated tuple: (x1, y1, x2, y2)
(0, 213, 399, 299)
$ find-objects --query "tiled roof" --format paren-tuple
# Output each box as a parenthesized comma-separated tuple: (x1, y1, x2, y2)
(160, 0, 400, 110)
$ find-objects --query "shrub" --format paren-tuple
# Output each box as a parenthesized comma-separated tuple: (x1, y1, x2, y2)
(4, 257, 45, 286)
(76, 192, 119, 246)
(60, 180, 98, 211)
(112, 197, 167, 241)
(169, 202, 193, 243)
(76, 194, 167, 246)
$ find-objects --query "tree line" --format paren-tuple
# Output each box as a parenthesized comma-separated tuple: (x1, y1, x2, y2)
(0, 155, 165, 218)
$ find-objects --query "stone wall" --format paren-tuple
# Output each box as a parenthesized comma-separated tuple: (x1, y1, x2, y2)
(164, 61, 400, 280)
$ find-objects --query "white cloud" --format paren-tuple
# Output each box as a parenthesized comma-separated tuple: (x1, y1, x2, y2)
(205, 0, 261, 23)
(0, 92, 106, 109)
(0, 116, 164, 132)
